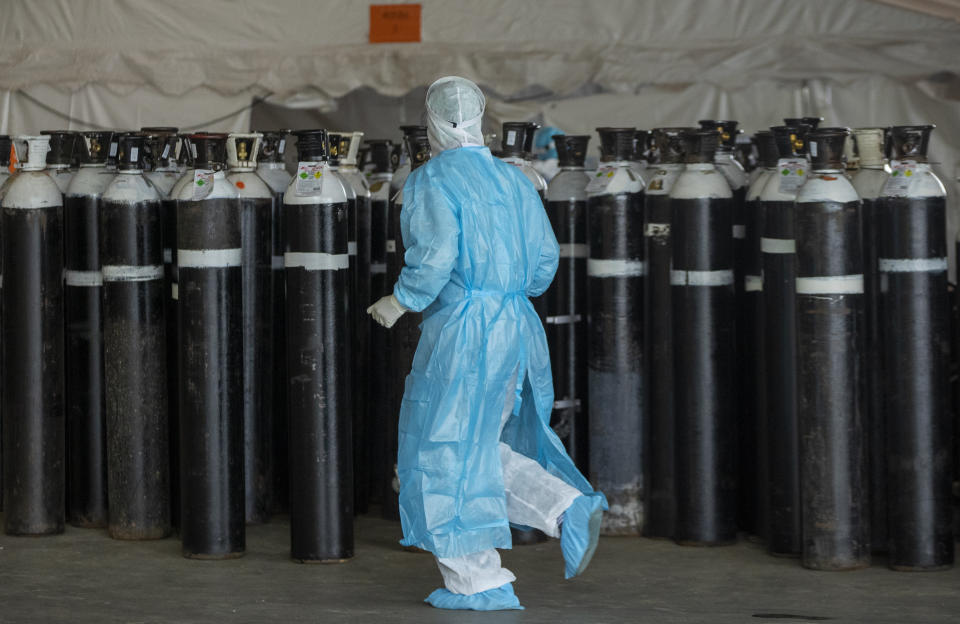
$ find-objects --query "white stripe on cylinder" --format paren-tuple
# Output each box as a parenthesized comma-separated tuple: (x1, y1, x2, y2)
(732, 224, 746, 239)
(796, 274, 864, 294)
(64, 270, 103, 287)
(178, 248, 242, 268)
(557, 243, 589, 258)
(670, 269, 734, 286)
(761, 237, 796, 254)
(587, 258, 646, 277)
(171, 283, 179, 300)
(545, 314, 582, 325)
(284, 251, 349, 271)
(745, 275, 763, 292)
(386, 240, 396, 253)
(102, 265, 164, 282)
(369, 262, 387, 274)
(553, 399, 581, 410)
(878, 257, 948, 273)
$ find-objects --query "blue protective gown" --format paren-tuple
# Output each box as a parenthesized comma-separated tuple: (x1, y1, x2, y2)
(393, 146, 603, 560)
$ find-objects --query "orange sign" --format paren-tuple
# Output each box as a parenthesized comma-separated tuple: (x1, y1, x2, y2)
(369, 4, 421, 43)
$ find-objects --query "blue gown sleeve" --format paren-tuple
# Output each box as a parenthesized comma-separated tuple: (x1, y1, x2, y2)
(392, 170, 461, 312)
(525, 189, 559, 298)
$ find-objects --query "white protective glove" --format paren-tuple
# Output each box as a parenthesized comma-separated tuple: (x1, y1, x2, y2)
(367, 294, 408, 329)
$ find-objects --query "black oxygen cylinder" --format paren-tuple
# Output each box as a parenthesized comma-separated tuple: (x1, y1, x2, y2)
(330, 132, 365, 516)
(700, 119, 753, 533)
(544, 134, 591, 473)
(256, 130, 293, 515)
(364, 139, 394, 509)
(745, 130, 778, 542)
(337, 132, 373, 515)
(285, 130, 353, 562)
(176, 134, 244, 558)
(671, 128, 736, 546)
(877, 125, 953, 570)
(1, 135, 65, 535)
(100, 133, 170, 540)
(141, 128, 181, 529)
(762, 123, 810, 556)
(642, 127, 689, 539)
(383, 127, 428, 523)
(0, 135, 9, 514)
(587, 127, 645, 536)
(164, 133, 195, 530)
(62, 131, 114, 528)
(851, 127, 889, 554)
(227, 133, 274, 525)
(795, 127, 869, 571)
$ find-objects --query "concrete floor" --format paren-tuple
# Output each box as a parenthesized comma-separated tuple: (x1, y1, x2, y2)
(0, 514, 957, 624)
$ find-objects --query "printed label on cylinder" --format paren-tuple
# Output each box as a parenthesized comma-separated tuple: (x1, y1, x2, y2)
(295, 162, 324, 196)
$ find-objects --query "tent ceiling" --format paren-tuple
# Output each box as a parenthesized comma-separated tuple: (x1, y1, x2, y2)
(874, 0, 960, 22)
(0, 0, 958, 100)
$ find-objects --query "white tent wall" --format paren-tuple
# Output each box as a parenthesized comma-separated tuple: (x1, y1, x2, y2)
(0, 85, 255, 134)
(0, 0, 958, 267)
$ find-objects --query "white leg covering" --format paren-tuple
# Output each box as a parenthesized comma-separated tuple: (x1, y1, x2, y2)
(499, 442, 581, 538)
(498, 369, 581, 538)
(436, 549, 516, 595)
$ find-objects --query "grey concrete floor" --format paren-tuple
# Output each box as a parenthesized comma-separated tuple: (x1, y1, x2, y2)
(0, 514, 957, 623)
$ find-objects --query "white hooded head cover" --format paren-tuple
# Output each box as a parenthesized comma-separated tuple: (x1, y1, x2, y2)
(425, 76, 485, 153)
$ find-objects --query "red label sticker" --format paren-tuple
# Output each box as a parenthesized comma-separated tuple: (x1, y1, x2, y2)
(369, 4, 421, 43)
(235, 180, 246, 189)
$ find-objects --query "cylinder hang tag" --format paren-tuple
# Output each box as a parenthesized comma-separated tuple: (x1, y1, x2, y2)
(777, 157, 807, 194)
(586, 166, 616, 194)
(192, 169, 215, 200)
(881, 159, 920, 197)
(295, 162, 324, 196)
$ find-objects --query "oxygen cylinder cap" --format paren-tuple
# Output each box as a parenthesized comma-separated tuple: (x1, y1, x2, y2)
(42, 130, 78, 167)
(771, 124, 810, 157)
(698, 120, 740, 150)
(257, 130, 290, 164)
(888, 125, 934, 162)
(500, 122, 529, 158)
(77, 131, 115, 166)
(16, 135, 52, 171)
(365, 139, 394, 174)
(0, 135, 11, 167)
(554, 135, 590, 168)
(327, 133, 348, 167)
(806, 127, 849, 171)
(852, 128, 886, 167)
(139, 130, 180, 171)
(679, 128, 720, 164)
(755, 130, 779, 168)
(226, 132, 262, 170)
(522, 122, 540, 157)
(596, 127, 636, 162)
(117, 133, 147, 171)
(633, 130, 652, 162)
(186, 133, 229, 171)
(293, 129, 328, 163)
(403, 126, 431, 171)
(341, 131, 364, 166)
(652, 127, 693, 165)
